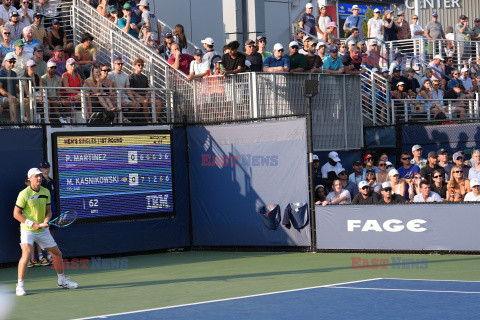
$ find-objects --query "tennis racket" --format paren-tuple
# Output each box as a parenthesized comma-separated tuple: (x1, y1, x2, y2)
(49, 211, 78, 228)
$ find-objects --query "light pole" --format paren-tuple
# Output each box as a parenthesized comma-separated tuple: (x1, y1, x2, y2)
(303, 79, 318, 251)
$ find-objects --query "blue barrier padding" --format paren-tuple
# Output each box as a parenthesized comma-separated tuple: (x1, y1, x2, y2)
(188, 119, 310, 246)
(0, 128, 44, 264)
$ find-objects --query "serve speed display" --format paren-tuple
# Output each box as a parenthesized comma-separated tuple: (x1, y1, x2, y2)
(52, 130, 174, 222)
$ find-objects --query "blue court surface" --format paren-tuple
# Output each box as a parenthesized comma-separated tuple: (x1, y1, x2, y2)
(74, 278, 480, 320)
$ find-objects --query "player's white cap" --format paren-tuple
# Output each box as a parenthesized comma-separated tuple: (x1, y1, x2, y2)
(27, 168, 42, 178)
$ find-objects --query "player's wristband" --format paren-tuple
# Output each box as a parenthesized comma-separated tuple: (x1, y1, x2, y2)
(25, 219, 34, 227)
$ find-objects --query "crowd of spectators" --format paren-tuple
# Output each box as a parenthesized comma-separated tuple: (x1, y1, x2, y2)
(313, 146, 480, 205)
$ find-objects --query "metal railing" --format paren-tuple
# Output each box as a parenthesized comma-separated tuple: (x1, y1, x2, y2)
(390, 96, 479, 124)
(361, 69, 390, 126)
(0, 77, 35, 124)
(23, 86, 173, 124)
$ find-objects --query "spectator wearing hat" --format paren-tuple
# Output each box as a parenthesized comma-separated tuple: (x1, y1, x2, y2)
(32, 44, 46, 77)
(388, 168, 407, 198)
(472, 18, 480, 40)
(345, 27, 361, 51)
(420, 151, 445, 184)
(410, 15, 424, 40)
(445, 151, 470, 178)
(430, 168, 447, 199)
(425, 12, 445, 41)
(305, 40, 322, 72)
(365, 168, 381, 193)
(464, 179, 480, 201)
(389, 52, 405, 76)
(312, 154, 322, 186)
(18, 0, 33, 32)
(459, 67, 473, 92)
(383, 10, 398, 41)
(168, 42, 194, 75)
(138, 0, 160, 45)
(378, 182, 406, 204)
(322, 46, 344, 74)
(314, 184, 327, 204)
(349, 160, 366, 187)
(0, 51, 19, 122)
(187, 49, 209, 81)
(201, 37, 220, 70)
(262, 43, 289, 72)
(106, 5, 118, 24)
(321, 151, 343, 189)
(413, 179, 443, 202)
(0, 26, 14, 58)
(351, 180, 380, 204)
(455, 15, 473, 60)
(244, 39, 262, 72)
(21, 26, 40, 58)
(11, 39, 28, 77)
(23, 59, 42, 121)
(118, 3, 139, 39)
(0, 0, 17, 26)
(356, 40, 367, 54)
(5, 11, 21, 42)
(323, 21, 338, 45)
(299, 35, 311, 55)
(390, 67, 408, 91)
(298, 3, 316, 36)
(30, 12, 46, 47)
(411, 145, 427, 169)
(405, 68, 420, 94)
(287, 41, 306, 73)
(395, 11, 410, 40)
(363, 154, 377, 173)
(344, 5, 364, 38)
(41, 61, 62, 122)
(367, 9, 383, 45)
(391, 81, 412, 101)
(74, 32, 97, 78)
(429, 55, 447, 86)
(256, 36, 271, 61)
(158, 32, 174, 60)
(322, 179, 351, 206)
(47, 45, 66, 77)
(60, 58, 82, 123)
(221, 40, 246, 76)
(315, 5, 332, 40)
(437, 148, 450, 170)
(342, 45, 363, 75)
(47, 19, 73, 54)
(337, 167, 358, 198)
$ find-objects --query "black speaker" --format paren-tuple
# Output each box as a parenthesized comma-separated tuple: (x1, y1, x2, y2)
(303, 79, 319, 97)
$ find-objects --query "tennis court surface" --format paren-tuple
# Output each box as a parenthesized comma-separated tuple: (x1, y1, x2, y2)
(2, 252, 480, 319)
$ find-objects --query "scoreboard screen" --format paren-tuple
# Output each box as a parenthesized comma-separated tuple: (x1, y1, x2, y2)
(52, 130, 174, 222)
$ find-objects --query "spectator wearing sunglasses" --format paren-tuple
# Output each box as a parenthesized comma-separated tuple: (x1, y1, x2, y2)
(0, 26, 14, 59)
(388, 168, 407, 199)
(378, 182, 406, 204)
(447, 165, 471, 201)
(5, 11, 22, 42)
(349, 160, 366, 187)
(430, 168, 447, 200)
(420, 151, 445, 184)
(287, 41, 306, 73)
(407, 173, 423, 200)
(468, 149, 480, 181)
(256, 36, 271, 61)
(337, 167, 358, 198)
(40, 61, 62, 122)
(363, 154, 378, 173)
(18, 1, 34, 32)
(365, 168, 381, 193)
(352, 180, 380, 204)
(411, 144, 427, 169)
(398, 152, 420, 184)
(262, 43, 289, 73)
(463, 179, 480, 201)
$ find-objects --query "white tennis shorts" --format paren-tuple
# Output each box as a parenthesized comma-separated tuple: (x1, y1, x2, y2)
(20, 228, 57, 250)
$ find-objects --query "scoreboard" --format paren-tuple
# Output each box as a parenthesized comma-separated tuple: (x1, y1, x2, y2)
(52, 131, 174, 222)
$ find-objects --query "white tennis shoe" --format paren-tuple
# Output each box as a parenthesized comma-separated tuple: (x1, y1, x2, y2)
(58, 277, 78, 289)
(16, 284, 26, 296)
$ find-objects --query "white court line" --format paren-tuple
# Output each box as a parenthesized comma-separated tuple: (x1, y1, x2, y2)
(328, 286, 480, 294)
(382, 278, 480, 283)
(71, 278, 382, 320)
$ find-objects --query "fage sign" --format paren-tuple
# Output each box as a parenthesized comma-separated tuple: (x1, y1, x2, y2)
(347, 219, 427, 232)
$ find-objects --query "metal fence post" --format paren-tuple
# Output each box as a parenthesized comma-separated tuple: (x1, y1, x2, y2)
(150, 90, 156, 123)
(43, 90, 49, 123)
(273, 74, 277, 117)
(232, 76, 237, 120)
(19, 79, 25, 123)
(117, 90, 123, 123)
(192, 80, 197, 122)
(29, 80, 35, 122)
(81, 89, 87, 123)
(370, 72, 377, 125)
(250, 72, 258, 119)
(390, 100, 395, 125)
(342, 75, 348, 149)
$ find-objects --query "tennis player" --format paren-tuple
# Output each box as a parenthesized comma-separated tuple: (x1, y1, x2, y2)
(14, 168, 78, 296)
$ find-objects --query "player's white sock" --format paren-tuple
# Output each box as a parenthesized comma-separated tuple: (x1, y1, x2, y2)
(57, 273, 66, 283)
(47, 253, 52, 259)
(17, 279, 24, 286)
(38, 252, 43, 260)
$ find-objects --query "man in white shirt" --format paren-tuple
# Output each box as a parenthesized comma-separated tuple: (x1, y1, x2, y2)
(367, 8, 383, 46)
(464, 179, 480, 201)
(322, 179, 351, 206)
(107, 56, 141, 116)
(413, 180, 443, 202)
(321, 150, 342, 180)
(138, 0, 160, 45)
(187, 49, 208, 81)
(459, 67, 473, 92)
(410, 15, 424, 39)
(0, 0, 16, 26)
